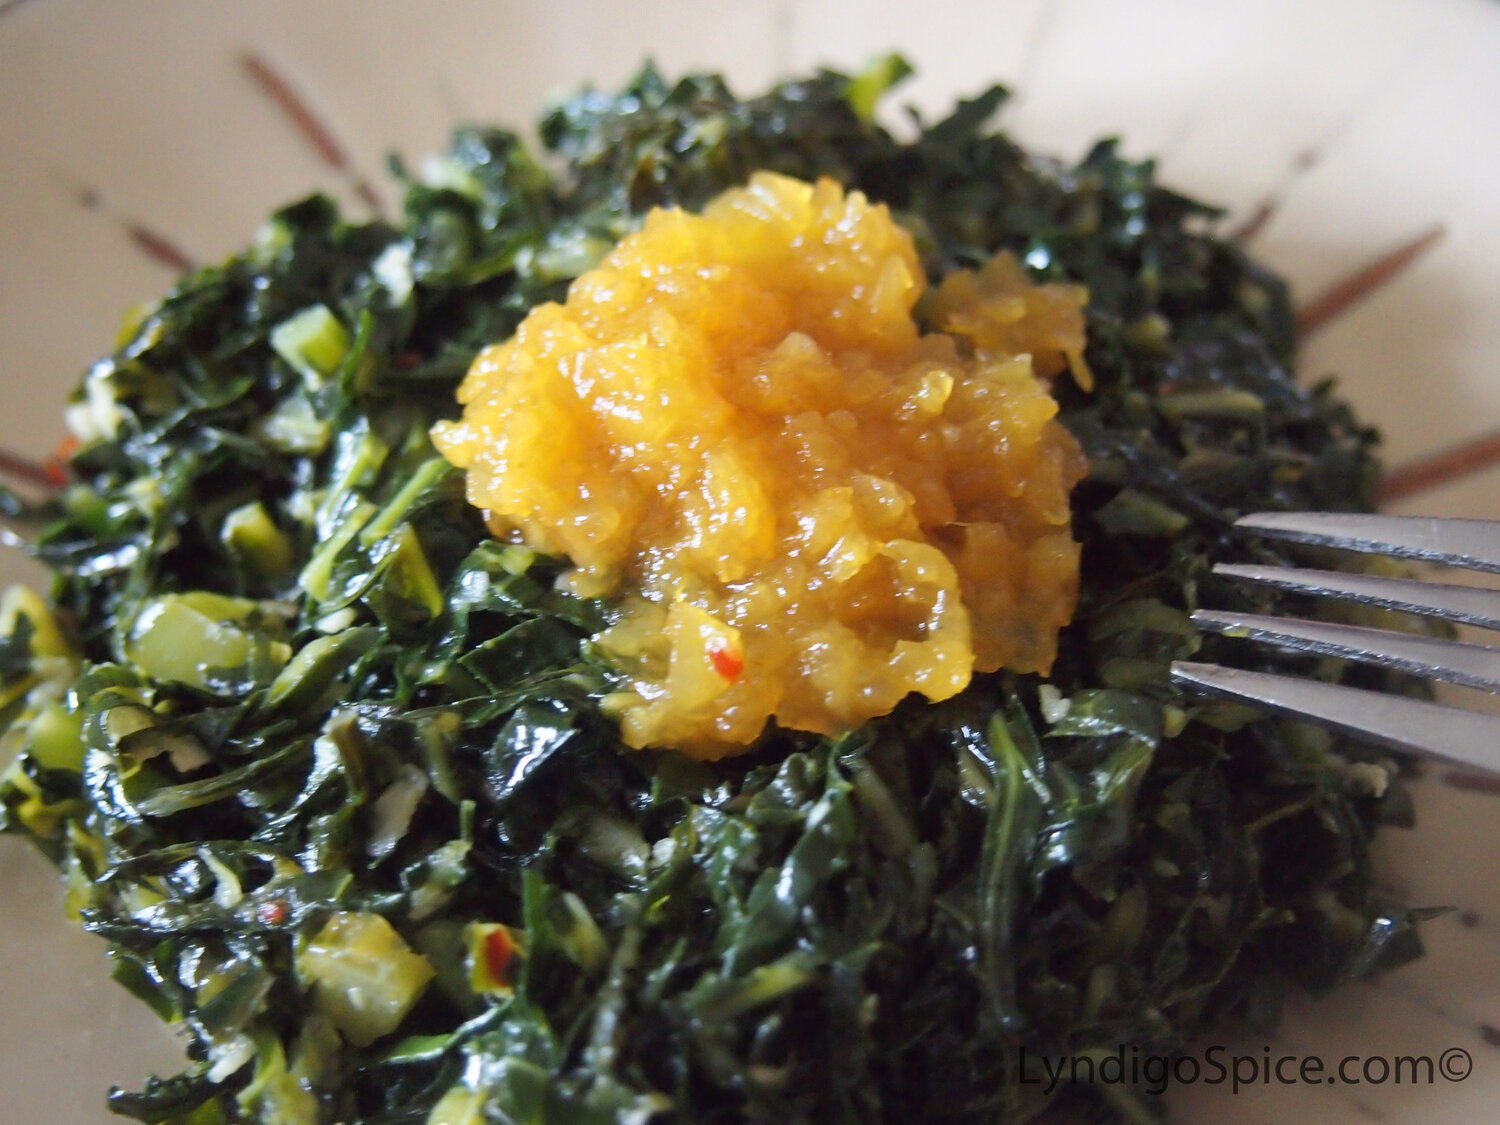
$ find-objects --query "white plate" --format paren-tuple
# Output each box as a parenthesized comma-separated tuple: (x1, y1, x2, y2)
(3, 1, 1499, 1121)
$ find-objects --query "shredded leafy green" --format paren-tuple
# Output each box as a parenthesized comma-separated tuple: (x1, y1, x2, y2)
(0, 58, 1430, 1124)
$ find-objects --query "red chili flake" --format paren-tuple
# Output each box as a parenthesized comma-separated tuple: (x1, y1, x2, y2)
(256, 900, 288, 926)
(43, 434, 80, 488)
(485, 927, 520, 986)
(708, 640, 744, 682)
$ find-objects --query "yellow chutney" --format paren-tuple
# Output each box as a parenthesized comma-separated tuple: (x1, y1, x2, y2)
(432, 172, 1089, 758)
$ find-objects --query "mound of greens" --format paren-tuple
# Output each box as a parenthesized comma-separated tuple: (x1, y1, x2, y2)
(0, 60, 1429, 1124)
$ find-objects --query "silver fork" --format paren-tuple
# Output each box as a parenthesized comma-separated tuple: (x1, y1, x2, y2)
(1170, 512, 1500, 774)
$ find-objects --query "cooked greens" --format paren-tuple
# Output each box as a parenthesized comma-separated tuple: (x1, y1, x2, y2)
(0, 60, 1429, 1124)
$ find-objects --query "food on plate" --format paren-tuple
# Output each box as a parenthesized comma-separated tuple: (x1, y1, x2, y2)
(0, 59, 1429, 1125)
(433, 170, 1088, 754)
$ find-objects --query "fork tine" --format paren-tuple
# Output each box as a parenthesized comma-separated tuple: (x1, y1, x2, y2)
(1213, 563, 1500, 630)
(1170, 661, 1500, 773)
(1234, 512, 1500, 572)
(1191, 609, 1500, 693)
(1177, 515, 1500, 766)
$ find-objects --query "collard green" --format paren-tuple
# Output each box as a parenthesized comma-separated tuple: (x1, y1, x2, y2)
(0, 59, 1429, 1124)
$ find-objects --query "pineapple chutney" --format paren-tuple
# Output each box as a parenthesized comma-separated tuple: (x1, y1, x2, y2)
(432, 172, 1089, 757)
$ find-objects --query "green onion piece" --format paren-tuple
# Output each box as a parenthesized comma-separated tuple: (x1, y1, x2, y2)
(270, 304, 352, 389)
(125, 595, 291, 696)
(1156, 387, 1266, 422)
(844, 53, 914, 122)
(222, 501, 295, 578)
(1092, 489, 1192, 537)
(497, 544, 536, 576)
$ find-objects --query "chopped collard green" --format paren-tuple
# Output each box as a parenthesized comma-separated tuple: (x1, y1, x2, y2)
(0, 59, 1435, 1125)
